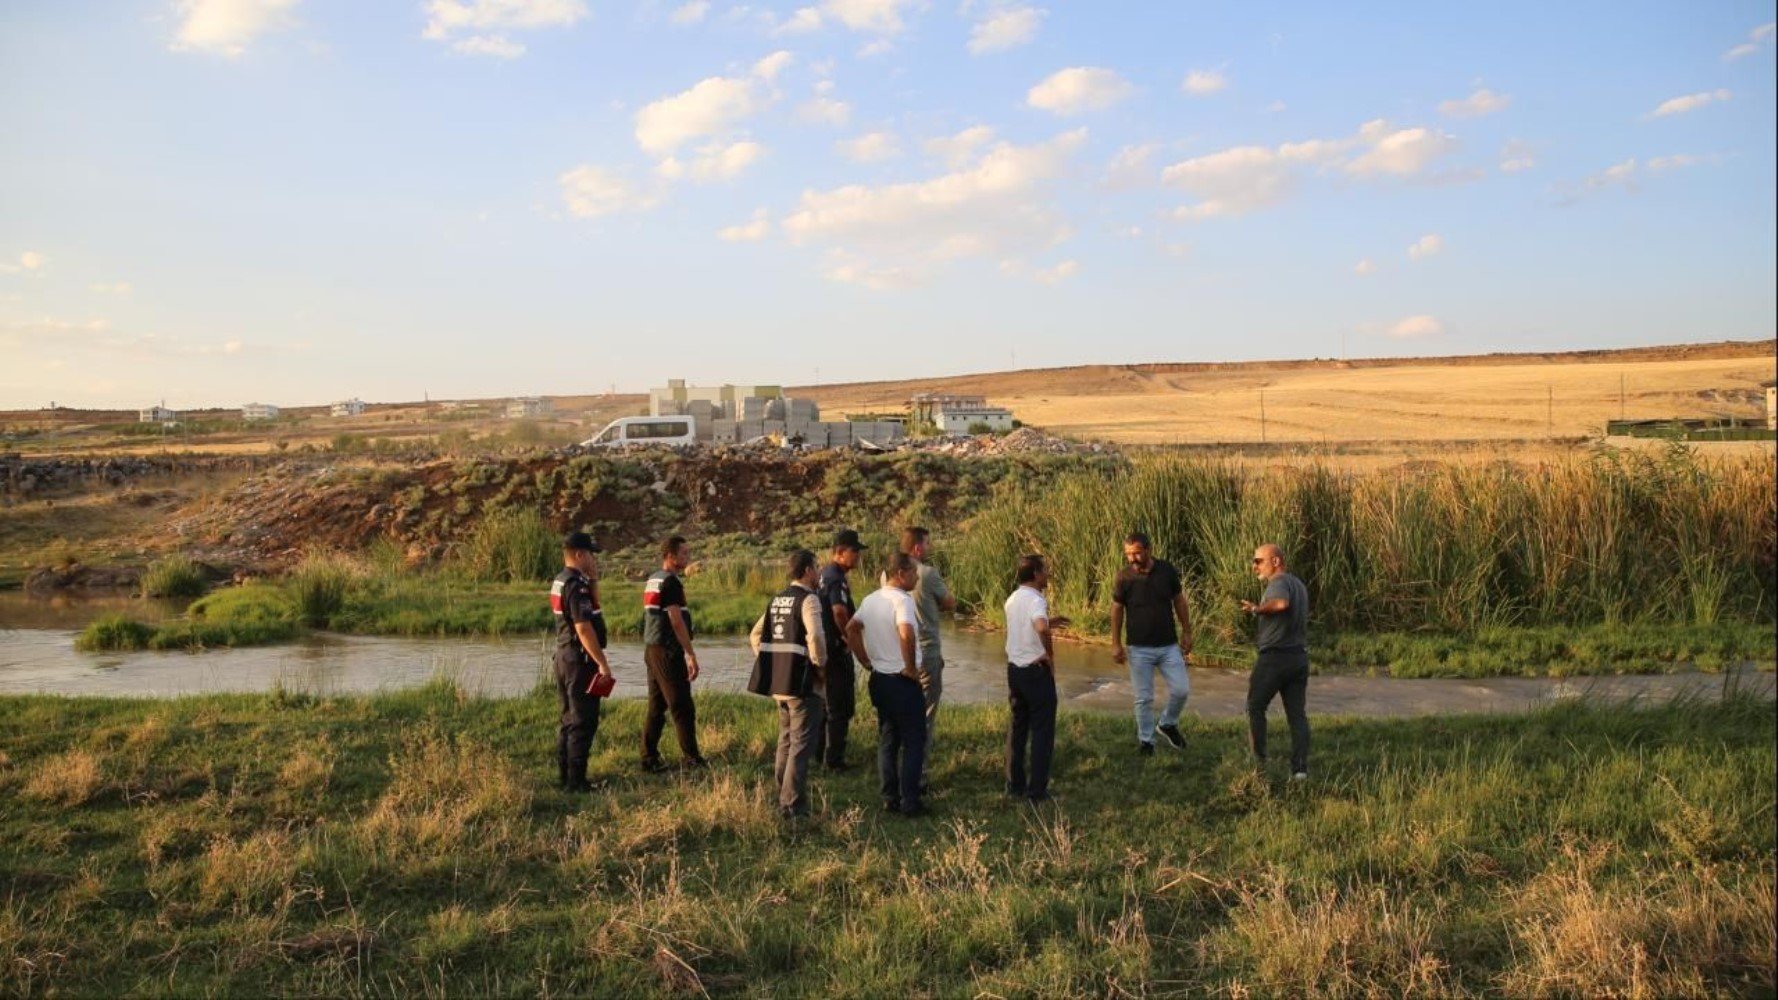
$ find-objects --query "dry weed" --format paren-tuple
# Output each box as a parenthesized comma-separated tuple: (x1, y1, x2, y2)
(23, 749, 104, 806)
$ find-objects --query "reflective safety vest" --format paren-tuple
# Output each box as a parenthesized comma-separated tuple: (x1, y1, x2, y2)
(748, 585, 815, 697)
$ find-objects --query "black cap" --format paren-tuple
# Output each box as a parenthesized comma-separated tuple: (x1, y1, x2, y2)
(563, 531, 601, 553)
(833, 529, 862, 551)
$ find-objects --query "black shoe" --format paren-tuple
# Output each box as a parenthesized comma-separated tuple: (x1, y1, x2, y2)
(640, 757, 668, 773)
(898, 803, 930, 818)
(562, 778, 594, 793)
(1157, 724, 1185, 749)
(882, 799, 901, 813)
(1025, 790, 1052, 804)
(824, 761, 856, 773)
(1005, 784, 1028, 797)
(681, 756, 710, 770)
(1138, 741, 1155, 756)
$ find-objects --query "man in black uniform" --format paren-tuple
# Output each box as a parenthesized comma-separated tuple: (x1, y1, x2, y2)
(551, 531, 614, 792)
(641, 535, 706, 771)
(813, 529, 861, 771)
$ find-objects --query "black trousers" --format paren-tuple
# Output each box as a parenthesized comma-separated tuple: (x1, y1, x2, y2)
(642, 645, 700, 763)
(1248, 649, 1310, 773)
(868, 671, 927, 809)
(1005, 662, 1057, 796)
(554, 651, 602, 785)
(813, 649, 856, 767)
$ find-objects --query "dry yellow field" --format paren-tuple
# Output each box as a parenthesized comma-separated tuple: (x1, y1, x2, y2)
(799, 345, 1776, 446)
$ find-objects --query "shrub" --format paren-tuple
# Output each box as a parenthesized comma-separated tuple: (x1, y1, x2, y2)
(141, 557, 207, 599)
(288, 553, 360, 626)
(455, 508, 558, 584)
(75, 614, 156, 651)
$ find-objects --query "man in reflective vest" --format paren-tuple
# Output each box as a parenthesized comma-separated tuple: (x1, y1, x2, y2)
(551, 531, 614, 793)
(748, 549, 828, 819)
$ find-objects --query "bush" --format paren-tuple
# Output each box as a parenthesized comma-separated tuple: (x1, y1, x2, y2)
(288, 554, 360, 627)
(75, 614, 156, 652)
(456, 508, 558, 584)
(141, 557, 207, 599)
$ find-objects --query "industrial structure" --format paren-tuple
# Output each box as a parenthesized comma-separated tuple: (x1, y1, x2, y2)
(331, 399, 365, 418)
(645, 380, 904, 447)
(240, 403, 280, 422)
(506, 397, 552, 419)
(138, 405, 177, 424)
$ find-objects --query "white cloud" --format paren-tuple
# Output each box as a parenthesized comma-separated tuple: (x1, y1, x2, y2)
(670, 0, 710, 25)
(836, 131, 902, 162)
(856, 38, 895, 57)
(1027, 67, 1136, 115)
(782, 128, 1087, 287)
(451, 34, 526, 57)
(718, 208, 772, 242)
(1407, 233, 1443, 260)
(1723, 22, 1775, 60)
(798, 94, 852, 126)
(1033, 259, 1078, 284)
(1344, 120, 1460, 177)
(1437, 87, 1510, 119)
(1389, 314, 1443, 338)
(1647, 153, 1717, 172)
(1163, 118, 1461, 219)
(968, 4, 1044, 55)
(1102, 143, 1156, 189)
(1499, 138, 1535, 173)
(923, 125, 995, 168)
(1181, 69, 1227, 96)
(1353, 258, 1376, 276)
(171, 0, 299, 57)
(1648, 89, 1731, 118)
(634, 67, 777, 155)
(777, 0, 920, 36)
(558, 165, 659, 217)
(753, 49, 793, 80)
(422, 0, 587, 53)
(20, 251, 44, 271)
(1588, 157, 1638, 190)
(656, 140, 764, 182)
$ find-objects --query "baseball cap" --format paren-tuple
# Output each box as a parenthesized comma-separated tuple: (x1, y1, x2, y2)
(832, 529, 862, 551)
(563, 531, 602, 553)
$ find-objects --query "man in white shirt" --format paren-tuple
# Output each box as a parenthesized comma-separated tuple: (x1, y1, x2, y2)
(748, 549, 828, 820)
(845, 552, 929, 817)
(1003, 554, 1057, 803)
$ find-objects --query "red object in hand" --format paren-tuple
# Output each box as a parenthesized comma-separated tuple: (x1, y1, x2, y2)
(586, 672, 616, 698)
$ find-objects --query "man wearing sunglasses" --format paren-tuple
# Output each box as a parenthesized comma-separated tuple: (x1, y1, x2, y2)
(1240, 544, 1311, 779)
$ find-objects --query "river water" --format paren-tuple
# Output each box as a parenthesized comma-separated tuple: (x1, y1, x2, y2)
(0, 593, 1768, 716)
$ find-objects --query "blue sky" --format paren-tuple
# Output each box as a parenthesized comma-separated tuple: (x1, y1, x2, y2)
(1, 1, 1773, 409)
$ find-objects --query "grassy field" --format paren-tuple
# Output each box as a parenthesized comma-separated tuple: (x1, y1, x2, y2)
(0, 687, 1771, 997)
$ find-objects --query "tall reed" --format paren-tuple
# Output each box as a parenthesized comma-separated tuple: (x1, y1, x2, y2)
(947, 449, 1776, 639)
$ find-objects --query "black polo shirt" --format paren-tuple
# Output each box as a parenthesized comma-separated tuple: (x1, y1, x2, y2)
(1113, 558, 1183, 647)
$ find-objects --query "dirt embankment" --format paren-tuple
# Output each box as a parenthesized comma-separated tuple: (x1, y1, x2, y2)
(0, 455, 289, 500)
(165, 449, 1117, 571)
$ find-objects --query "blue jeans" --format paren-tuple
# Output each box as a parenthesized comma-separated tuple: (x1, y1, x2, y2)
(869, 671, 927, 810)
(1128, 644, 1189, 743)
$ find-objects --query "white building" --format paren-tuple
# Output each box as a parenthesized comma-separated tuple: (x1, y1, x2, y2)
(935, 404, 1015, 436)
(649, 379, 782, 418)
(240, 402, 280, 422)
(1764, 381, 1776, 431)
(506, 396, 552, 419)
(138, 405, 177, 424)
(331, 398, 365, 418)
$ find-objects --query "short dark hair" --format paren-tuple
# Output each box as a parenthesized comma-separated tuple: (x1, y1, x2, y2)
(885, 551, 917, 578)
(899, 526, 930, 554)
(788, 549, 818, 580)
(662, 535, 687, 559)
(1124, 531, 1151, 550)
(1016, 554, 1045, 584)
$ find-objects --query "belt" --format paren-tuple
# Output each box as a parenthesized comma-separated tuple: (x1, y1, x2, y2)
(1008, 660, 1045, 669)
(757, 642, 810, 655)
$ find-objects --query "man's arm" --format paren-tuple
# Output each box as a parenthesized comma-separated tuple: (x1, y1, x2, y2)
(748, 613, 766, 656)
(1109, 602, 1126, 663)
(666, 605, 699, 680)
(1240, 596, 1290, 615)
(573, 622, 611, 674)
(801, 596, 827, 669)
(1034, 613, 1055, 670)
(844, 617, 870, 670)
(896, 623, 920, 680)
(931, 571, 958, 614)
(1173, 592, 1193, 655)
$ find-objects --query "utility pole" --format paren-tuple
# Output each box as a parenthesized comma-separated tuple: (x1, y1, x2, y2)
(1619, 373, 1626, 420)
(1260, 389, 1268, 444)
(1547, 385, 1554, 437)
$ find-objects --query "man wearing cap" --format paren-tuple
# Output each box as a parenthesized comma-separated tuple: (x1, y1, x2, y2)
(748, 549, 828, 819)
(550, 531, 614, 793)
(813, 529, 862, 771)
(642, 535, 706, 771)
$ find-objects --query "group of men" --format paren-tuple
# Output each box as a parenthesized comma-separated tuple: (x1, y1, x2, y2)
(548, 525, 1315, 817)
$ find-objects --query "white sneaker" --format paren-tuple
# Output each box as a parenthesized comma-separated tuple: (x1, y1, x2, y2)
(1291, 771, 1309, 781)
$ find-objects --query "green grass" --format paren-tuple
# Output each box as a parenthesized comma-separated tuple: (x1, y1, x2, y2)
(139, 556, 208, 600)
(75, 585, 302, 651)
(0, 690, 1770, 997)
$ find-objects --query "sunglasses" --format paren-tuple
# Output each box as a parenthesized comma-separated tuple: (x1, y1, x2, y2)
(1251, 557, 1268, 564)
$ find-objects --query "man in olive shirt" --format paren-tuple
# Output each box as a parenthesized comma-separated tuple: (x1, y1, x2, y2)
(898, 527, 956, 758)
(1240, 543, 1311, 778)
(1110, 532, 1193, 756)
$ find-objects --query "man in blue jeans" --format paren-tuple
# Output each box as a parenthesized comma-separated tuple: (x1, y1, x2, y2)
(1110, 532, 1193, 756)
(845, 552, 929, 817)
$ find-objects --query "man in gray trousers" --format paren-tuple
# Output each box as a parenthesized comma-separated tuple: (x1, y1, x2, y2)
(1240, 543, 1312, 779)
(749, 549, 829, 820)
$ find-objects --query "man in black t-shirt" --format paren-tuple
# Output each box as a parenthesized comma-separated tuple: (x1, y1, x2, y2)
(641, 535, 705, 772)
(550, 532, 614, 792)
(1110, 531, 1194, 755)
(812, 529, 862, 770)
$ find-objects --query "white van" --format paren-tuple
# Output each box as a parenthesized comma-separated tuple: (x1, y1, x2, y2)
(581, 416, 698, 448)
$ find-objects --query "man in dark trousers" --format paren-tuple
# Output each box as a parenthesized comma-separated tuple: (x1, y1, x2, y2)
(846, 552, 928, 817)
(550, 531, 614, 793)
(1240, 543, 1312, 779)
(642, 535, 706, 772)
(813, 529, 861, 771)
(748, 549, 828, 819)
(1003, 554, 1057, 802)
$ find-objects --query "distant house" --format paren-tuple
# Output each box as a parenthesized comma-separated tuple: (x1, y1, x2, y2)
(240, 402, 280, 422)
(331, 399, 365, 418)
(506, 396, 552, 419)
(1763, 380, 1776, 431)
(909, 393, 1016, 436)
(908, 393, 987, 427)
(138, 405, 177, 424)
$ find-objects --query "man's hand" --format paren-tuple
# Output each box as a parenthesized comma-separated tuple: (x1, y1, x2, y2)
(1178, 637, 1193, 656)
(900, 664, 920, 682)
(1111, 643, 1127, 665)
(1239, 599, 1258, 614)
(685, 652, 700, 682)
